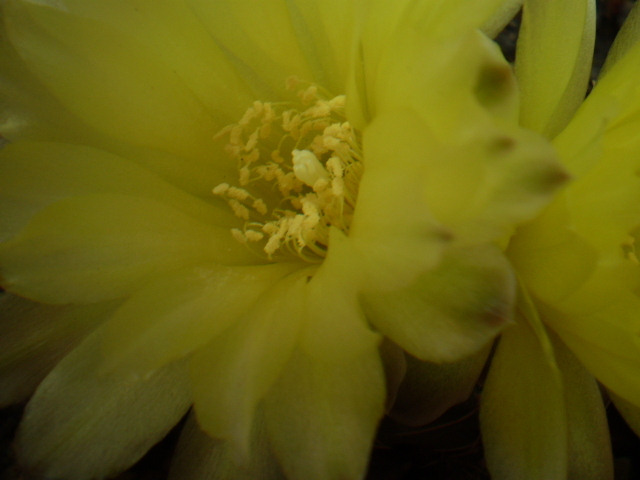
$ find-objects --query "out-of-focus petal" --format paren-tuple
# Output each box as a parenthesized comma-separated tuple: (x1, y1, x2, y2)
(185, 0, 355, 98)
(347, 0, 519, 128)
(480, 311, 567, 480)
(481, 0, 523, 38)
(549, 332, 613, 480)
(601, 1, 640, 76)
(516, 0, 595, 138)
(15, 327, 192, 480)
(390, 345, 490, 427)
(3, 0, 227, 161)
(0, 193, 255, 304)
(264, 345, 385, 480)
(367, 27, 567, 245)
(542, 295, 640, 407)
(0, 292, 120, 406)
(0, 141, 237, 242)
(347, 111, 450, 292)
(190, 267, 313, 456)
(102, 262, 300, 375)
(169, 411, 285, 480)
(361, 245, 514, 363)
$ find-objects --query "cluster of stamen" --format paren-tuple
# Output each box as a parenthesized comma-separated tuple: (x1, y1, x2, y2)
(213, 78, 363, 262)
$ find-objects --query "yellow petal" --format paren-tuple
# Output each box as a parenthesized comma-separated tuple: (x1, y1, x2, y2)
(102, 262, 301, 375)
(0, 292, 120, 406)
(481, 0, 524, 38)
(516, 0, 595, 138)
(16, 327, 191, 480)
(390, 345, 490, 427)
(348, 111, 450, 292)
(0, 141, 237, 242)
(168, 411, 285, 480)
(347, 0, 515, 128)
(541, 296, 640, 407)
(4, 0, 220, 160)
(299, 231, 383, 360)
(185, 0, 333, 96)
(480, 312, 567, 480)
(0, 193, 255, 304)
(600, 2, 640, 77)
(361, 245, 514, 362)
(264, 346, 385, 480)
(190, 266, 313, 456)
(549, 332, 614, 480)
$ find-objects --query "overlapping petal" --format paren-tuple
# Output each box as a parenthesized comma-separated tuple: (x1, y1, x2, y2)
(15, 327, 192, 480)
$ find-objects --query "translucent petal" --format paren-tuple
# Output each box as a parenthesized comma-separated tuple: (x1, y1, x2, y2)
(549, 332, 614, 480)
(480, 313, 567, 480)
(0, 193, 255, 304)
(0, 140, 237, 242)
(15, 327, 192, 480)
(390, 345, 490, 427)
(347, 0, 514, 128)
(0, 292, 120, 406)
(185, 0, 352, 98)
(0, 18, 91, 142)
(541, 297, 640, 407)
(169, 411, 285, 480)
(102, 262, 301, 375)
(4, 0, 221, 160)
(189, 266, 313, 455)
(361, 245, 514, 363)
(264, 345, 385, 480)
(516, 0, 595, 138)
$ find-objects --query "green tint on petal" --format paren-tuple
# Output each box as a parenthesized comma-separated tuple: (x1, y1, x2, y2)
(361, 245, 514, 363)
(185, 0, 342, 98)
(369, 28, 567, 245)
(0, 292, 120, 406)
(264, 346, 385, 480)
(542, 297, 640, 407)
(190, 267, 313, 456)
(4, 0, 218, 160)
(350, 110, 449, 291)
(481, 0, 523, 38)
(390, 346, 490, 427)
(300, 231, 383, 360)
(601, 1, 640, 77)
(549, 332, 613, 480)
(16, 328, 192, 480)
(0, 193, 255, 304)
(102, 262, 300, 375)
(0, 141, 237, 242)
(516, 0, 595, 138)
(480, 313, 567, 480)
(169, 412, 285, 480)
(507, 193, 599, 304)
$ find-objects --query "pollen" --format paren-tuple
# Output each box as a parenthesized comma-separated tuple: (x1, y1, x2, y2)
(212, 79, 363, 261)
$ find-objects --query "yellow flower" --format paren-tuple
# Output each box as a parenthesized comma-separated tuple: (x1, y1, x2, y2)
(0, 0, 563, 479)
(479, 1, 640, 478)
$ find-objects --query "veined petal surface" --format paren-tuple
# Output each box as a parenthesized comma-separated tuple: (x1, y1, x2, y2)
(0, 193, 255, 304)
(16, 327, 192, 480)
(516, 0, 595, 138)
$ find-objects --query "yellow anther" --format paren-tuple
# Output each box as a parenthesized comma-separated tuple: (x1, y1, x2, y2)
(213, 81, 363, 261)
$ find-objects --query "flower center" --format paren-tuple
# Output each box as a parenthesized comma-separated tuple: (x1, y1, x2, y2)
(213, 78, 363, 262)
